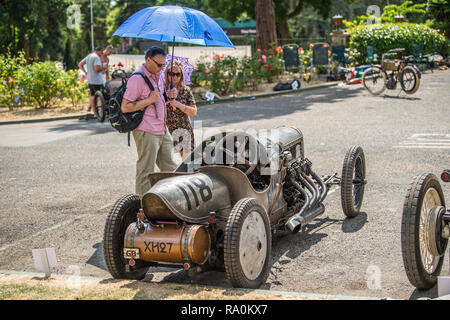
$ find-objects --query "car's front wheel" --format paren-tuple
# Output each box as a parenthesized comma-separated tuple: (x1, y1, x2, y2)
(341, 146, 366, 218)
(224, 198, 271, 289)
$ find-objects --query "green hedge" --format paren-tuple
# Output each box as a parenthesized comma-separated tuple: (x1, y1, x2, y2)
(349, 23, 448, 65)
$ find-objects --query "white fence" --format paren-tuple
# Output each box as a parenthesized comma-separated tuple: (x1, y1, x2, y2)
(109, 45, 251, 71)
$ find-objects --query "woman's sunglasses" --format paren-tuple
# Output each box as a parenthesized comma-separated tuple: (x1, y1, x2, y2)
(168, 72, 181, 77)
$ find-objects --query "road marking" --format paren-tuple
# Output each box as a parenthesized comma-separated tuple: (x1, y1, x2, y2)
(0, 203, 113, 252)
(393, 133, 450, 149)
(0, 218, 79, 252)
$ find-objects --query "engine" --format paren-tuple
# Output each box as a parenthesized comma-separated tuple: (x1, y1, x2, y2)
(282, 153, 328, 233)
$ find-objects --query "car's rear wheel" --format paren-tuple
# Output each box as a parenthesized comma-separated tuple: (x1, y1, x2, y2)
(401, 173, 447, 289)
(224, 198, 271, 288)
(341, 146, 366, 218)
(103, 194, 149, 280)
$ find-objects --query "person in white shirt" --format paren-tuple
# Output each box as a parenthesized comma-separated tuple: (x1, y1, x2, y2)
(78, 46, 108, 116)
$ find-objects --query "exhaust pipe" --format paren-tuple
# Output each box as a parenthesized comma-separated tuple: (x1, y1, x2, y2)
(286, 203, 325, 234)
(288, 177, 311, 217)
(302, 172, 319, 207)
(311, 170, 328, 202)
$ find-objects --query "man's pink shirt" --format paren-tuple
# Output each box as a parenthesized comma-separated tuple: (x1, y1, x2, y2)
(123, 64, 167, 135)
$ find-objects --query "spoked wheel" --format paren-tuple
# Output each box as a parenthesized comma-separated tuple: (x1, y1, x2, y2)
(93, 91, 106, 122)
(400, 66, 420, 94)
(362, 66, 387, 96)
(401, 173, 447, 289)
(224, 198, 271, 288)
(341, 146, 366, 218)
(103, 194, 149, 280)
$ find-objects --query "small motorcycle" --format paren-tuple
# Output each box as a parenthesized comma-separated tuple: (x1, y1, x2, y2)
(401, 170, 450, 289)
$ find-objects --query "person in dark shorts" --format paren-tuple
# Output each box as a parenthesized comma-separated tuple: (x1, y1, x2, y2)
(78, 46, 108, 117)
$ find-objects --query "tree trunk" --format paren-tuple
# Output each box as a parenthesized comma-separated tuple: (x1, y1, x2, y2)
(255, 0, 278, 50)
(276, 20, 291, 44)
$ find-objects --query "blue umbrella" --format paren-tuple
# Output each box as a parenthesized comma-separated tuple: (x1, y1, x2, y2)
(112, 5, 234, 90)
(112, 5, 234, 48)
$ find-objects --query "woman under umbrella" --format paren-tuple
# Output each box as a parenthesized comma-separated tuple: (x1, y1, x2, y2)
(164, 60, 197, 160)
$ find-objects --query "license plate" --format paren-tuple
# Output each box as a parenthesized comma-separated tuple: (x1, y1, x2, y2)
(123, 248, 140, 259)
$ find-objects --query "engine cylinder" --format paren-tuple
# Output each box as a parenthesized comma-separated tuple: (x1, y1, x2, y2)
(124, 223, 211, 265)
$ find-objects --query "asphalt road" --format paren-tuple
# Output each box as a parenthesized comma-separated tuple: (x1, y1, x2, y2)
(0, 70, 449, 299)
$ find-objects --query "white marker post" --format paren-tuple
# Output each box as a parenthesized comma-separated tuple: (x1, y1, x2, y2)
(32, 248, 58, 277)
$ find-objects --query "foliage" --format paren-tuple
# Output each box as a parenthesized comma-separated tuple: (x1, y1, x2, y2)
(381, 1, 427, 23)
(190, 46, 284, 96)
(18, 61, 67, 109)
(60, 69, 89, 107)
(0, 53, 88, 110)
(0, 52, 27, 110)
(427, 0, 450, 37)
(349, 23, 448, 65)
(298, 46, 313, 72)
(214, 0, 332, 39)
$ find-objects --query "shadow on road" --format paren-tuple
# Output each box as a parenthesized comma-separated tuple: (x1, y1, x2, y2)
(409, 286, 438, 300)
(48, 119, 115, 135)
(196, 86, 364, 127)
(86, 242, 107, 271)
(382, 93, 421, 101)
(342, 212, 368, 233)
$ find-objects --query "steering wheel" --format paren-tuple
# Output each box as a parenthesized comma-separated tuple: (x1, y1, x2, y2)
(213, 132, 259, 176)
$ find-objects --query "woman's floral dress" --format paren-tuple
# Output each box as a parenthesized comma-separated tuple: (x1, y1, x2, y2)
(166, 86, 196, 153)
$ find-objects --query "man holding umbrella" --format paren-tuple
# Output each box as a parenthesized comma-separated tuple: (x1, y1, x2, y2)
(113, 5, 234, 195)
(121, 46, 178, 196)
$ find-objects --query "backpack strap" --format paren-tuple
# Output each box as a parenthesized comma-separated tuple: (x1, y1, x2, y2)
(133, 72, 169, 102)
(133, 71, 155, 91)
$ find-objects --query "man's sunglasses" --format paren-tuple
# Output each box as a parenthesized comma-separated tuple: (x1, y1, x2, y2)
(168, 72, 181, 77)
(150, 57, 165, 68)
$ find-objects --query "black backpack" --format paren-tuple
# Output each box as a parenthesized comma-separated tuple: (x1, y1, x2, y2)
(108, 72, 154, 135)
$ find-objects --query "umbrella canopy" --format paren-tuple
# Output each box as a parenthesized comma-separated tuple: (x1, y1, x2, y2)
(162, 55, 195, 85)
(112, 5, 234, 48)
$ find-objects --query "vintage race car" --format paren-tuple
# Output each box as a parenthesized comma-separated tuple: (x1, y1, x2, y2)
(103, 126, 367, 288)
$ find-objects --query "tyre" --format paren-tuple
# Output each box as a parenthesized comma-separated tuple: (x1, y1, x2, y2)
(93, 91, 106, 122)
(362, 66, 387, 96)
(103, 194, 149, 280)
(341, 146, 366, 218)
(401, 173, 447, 289)
(400, 66, 420, 94)
(224, 198, 271, 288)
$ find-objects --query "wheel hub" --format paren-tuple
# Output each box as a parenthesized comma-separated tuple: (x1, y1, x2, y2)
(419, 188, 443, 273)
(239, 211, 267, 280)
(425, 206, 448, 257)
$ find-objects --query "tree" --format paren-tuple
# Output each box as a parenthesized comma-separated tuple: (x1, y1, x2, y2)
(427, 0, 450, 36)
(255, 0, 278, 50)
(213, 0, 334, 41)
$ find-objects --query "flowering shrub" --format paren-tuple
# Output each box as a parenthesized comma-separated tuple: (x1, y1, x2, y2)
(0, 52, 27, 110)
(60, 69, 89, 107)
(349, 23, 448, 65)
(0, 52, 89, 110)
(18, 61, 67, 109)
(190, 46, 285, 95)
(298, 46, 312, 72)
